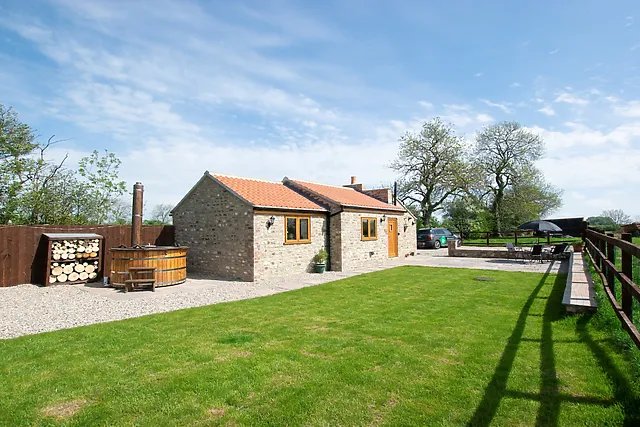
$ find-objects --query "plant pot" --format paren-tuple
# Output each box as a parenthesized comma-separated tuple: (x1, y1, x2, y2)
(573, 244, 583, 252)
(315, 263, 326, 273)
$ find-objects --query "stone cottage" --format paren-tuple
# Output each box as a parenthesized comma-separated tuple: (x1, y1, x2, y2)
(172, 172, 417, 281)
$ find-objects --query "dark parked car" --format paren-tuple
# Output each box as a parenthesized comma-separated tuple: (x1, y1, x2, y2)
(417, 228, 461, 249)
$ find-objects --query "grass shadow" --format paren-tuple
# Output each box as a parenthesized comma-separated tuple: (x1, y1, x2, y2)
(467, 261, 558, 426)
(576, 314, 640, 426)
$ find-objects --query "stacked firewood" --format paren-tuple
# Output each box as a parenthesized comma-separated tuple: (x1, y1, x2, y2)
(49, 239, 100, 284)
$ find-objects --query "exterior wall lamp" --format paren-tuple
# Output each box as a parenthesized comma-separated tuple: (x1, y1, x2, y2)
(380, 214, 386, 222)
(266, 215, 276, 229)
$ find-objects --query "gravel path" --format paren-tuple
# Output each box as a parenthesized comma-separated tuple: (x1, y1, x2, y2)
(0, 270, 367, 339)
(0, 250, 566, 339)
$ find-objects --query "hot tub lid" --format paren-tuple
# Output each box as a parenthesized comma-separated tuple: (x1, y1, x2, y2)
(110, 246, 188, 251)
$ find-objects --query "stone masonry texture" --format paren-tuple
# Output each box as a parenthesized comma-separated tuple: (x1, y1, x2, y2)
(335, 210, 417, 271)
(173, 177, 254, 281)
(253, 213, 328, 280)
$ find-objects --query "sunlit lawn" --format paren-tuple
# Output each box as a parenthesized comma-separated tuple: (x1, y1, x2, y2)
(1, 266, 639, 426)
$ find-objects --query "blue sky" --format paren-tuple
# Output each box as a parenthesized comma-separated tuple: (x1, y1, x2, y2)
(1, 0, 639, 219)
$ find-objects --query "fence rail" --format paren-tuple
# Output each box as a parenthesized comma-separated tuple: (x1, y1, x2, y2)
(0, 225, 175, 287)
(584, 226, 640, 349)
(460, 230, 579, 247)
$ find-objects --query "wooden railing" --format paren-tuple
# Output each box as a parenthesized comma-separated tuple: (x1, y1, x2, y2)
(584, 227, 640, 349)
(460, 231, 579, 247)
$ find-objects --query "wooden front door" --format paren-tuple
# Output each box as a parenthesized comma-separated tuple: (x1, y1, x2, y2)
(388, 218, 398, 257)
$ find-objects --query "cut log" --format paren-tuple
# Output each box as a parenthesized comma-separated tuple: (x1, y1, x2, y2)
(68, 272, 79, 282)
(61, 253, 68, 260)
(49, 276, 56, 284)
(58, 273, 68, 283)
(90, 252, 97, 257)
(63, 265, 74, 275)
(88, 272, 97, 280)
(79, 272, 89, 280)
(85, 265, 95, 274)
(77, 246, 86, 253)
(68, 253, 76, 259)
(53, 262, 59, 267)
(74, 264, 85, 273)
(53, 253, 60, 260)
(52, 266, 63, 276)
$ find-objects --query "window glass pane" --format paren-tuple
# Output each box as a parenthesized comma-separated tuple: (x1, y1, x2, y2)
(286, 218, 297, 241)
(299, 218, 309, 240)
(370, 219, 376, 237)
(362, 219, 369, 238)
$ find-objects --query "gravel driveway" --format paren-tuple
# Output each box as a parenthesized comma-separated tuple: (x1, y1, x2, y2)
(0, 250, 565, 339)
(0, 269, 379, 339)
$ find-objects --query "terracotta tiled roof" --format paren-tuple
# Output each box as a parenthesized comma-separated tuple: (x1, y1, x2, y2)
(212, 174, 327, 211)
(287, 179, 405, 212)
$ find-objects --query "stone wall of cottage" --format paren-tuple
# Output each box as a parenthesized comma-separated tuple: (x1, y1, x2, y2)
(398, 210, 418, 258)
(336, 211, 396, 271)
(334, 210, 417, 271)
(253, 213, 328, 280)
(172, 177, 254, 281)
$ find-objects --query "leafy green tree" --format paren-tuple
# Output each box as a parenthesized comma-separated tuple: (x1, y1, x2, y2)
(474, 121, 555, 232)
(443, 198, 480, 235)
(499, 166, 563, 230)
(77, 150, 127, 224)
(392, 118, 472, 226)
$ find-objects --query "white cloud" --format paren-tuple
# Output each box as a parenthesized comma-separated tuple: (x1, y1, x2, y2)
(418, 100, 433, 108)
(480, 99, 513, 114)
(554, 93, 589, 105)
(510, 82, 521, 87)
(613, 100, 640, 117)
(626, 16, 634, 28)
(537, 106, 556, 116)
(474, 72, 483, 77)
(549, 49, 559, 54)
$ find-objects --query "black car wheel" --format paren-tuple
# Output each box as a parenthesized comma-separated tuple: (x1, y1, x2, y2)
(433, 240, 441, 249)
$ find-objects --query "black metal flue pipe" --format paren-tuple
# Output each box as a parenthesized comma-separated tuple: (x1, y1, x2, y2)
(131, 182, 144, 247)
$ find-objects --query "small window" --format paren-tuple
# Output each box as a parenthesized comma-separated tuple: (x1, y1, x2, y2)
(285, 216, 311, 244)
(362, 217, 377, 241)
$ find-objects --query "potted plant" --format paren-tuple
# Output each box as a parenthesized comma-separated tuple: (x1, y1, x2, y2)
(313, 249, 328, 273)
(573, 242, 583, 252)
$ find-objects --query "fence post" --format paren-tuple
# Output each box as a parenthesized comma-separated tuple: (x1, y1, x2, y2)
(605, 232, 615, 294)
(599, 235, 606, 271)
(486, 232, 490, 247)
(546, 232, 551, 246)
(621, 233, 633, 321)
(514, 230, 518, 246)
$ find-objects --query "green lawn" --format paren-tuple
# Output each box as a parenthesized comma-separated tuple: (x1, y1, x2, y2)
(1, 267, 640, 426)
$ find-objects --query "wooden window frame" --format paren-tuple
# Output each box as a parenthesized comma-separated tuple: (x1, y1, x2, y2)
(284, 216, 311, 244)
(361, 217, 378, 241)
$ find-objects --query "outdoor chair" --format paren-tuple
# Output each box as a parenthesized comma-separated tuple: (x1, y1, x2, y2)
(505, 242, 525, 262)
(549, 243, 569, 261)
(527, 244, 543, 264)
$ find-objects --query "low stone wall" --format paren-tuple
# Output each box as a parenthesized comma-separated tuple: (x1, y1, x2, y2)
(448, 243, 510, 259)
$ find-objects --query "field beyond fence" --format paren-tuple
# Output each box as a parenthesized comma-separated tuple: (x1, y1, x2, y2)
(461, 231, 581, 247)
(0, 225, 175, 287)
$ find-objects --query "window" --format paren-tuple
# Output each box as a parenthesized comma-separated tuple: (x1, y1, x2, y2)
(285, 216, 311, 244)
(361, 217, 377, 241)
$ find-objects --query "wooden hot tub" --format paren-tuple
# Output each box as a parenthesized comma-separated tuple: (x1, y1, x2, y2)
(109, 246, 188, 288)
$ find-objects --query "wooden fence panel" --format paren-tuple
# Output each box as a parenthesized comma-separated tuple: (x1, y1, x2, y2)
(0, 225, 175, 287)
(585, 227, 640, 349)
